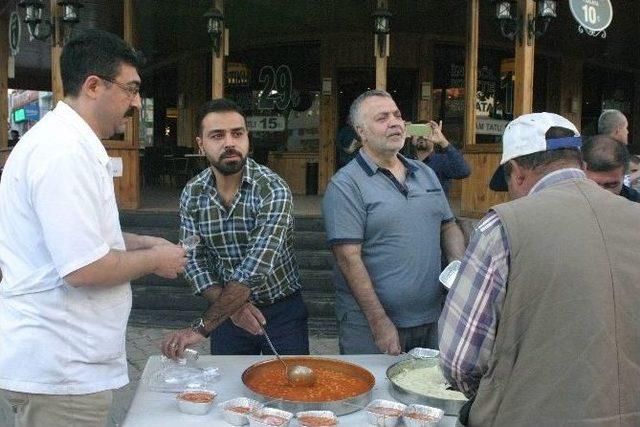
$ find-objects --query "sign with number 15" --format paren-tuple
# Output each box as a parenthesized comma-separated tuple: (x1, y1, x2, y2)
(246, 116, 286, 132)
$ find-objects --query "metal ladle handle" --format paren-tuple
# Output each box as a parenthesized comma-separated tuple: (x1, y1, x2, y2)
(261, 326, 289, 374)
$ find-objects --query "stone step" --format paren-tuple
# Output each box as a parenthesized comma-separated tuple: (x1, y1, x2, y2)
(120, 211, 326, 232)
(296, 250, 334, 270)
(120, 227, 327, 252)
(132, 269, 333, 292)
(120, 211, 179, 228)
(132, 284, 335, 318)
(129, 308, 338, 337)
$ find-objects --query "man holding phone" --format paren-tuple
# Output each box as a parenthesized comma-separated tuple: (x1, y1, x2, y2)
(410, 120, 470, 196)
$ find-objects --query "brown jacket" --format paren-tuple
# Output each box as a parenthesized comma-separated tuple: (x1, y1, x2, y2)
(469, 178, 640, 427)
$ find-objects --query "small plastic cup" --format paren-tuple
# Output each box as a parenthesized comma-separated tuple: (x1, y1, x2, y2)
(181, 235, 201, 251)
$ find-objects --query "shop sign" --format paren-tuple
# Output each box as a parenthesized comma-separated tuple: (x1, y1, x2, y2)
(109, 157, 123, 177)
(450, 64, 497, 117)
(11, 90, 39, 110)
(12, 102, 40, 123)
(476, 118, 508, 136)
(569, 0, 613, 32)
(9, 11, 21, 56)
(246, 115, 286, 132)
(226, 62, 251, 86)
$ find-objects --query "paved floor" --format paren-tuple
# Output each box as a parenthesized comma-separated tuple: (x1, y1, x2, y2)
(0, 324, 338, 427)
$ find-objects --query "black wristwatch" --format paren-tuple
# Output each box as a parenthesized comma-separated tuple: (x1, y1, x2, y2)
(191, 317, 210, 338)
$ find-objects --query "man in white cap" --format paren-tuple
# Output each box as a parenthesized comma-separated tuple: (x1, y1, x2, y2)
(438, 113, 640, 426)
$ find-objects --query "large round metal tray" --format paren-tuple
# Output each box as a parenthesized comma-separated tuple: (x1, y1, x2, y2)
(386, 357, 467, 416)
(241, 356, 374, 416)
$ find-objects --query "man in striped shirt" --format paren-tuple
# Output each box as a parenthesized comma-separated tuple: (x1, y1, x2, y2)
(161, 99, 308, 357)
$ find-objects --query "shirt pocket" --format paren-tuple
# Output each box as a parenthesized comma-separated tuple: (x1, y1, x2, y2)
(67, 284, 131, 363)
(408, 189, 447, 220)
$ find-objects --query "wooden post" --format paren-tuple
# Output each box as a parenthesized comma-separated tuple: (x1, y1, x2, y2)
(211, 0, 225, 98)
(104, 0, 141, 210)
(177, 54, 207, 149)
(0, 7, 8, 150)
(558, 58, 583, 131)
(463, 0, 479, 145)
(318, 36, 337, 194)
(416, 38, 434, 121)
(51, 1, 64, 104)
(513, 0, 535, 116)
(374, 0, 389, 90)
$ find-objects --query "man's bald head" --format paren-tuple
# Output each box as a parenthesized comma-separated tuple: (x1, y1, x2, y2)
(583, 135, 630, 195)
(598, 109, 628, 145)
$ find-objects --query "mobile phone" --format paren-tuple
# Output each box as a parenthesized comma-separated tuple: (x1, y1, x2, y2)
(406, 123, 432, 137)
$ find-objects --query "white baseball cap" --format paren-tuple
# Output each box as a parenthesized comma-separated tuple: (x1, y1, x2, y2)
(490, 112, 581, 191)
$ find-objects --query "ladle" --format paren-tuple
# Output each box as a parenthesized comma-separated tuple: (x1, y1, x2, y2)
(261, 326, 316, 387)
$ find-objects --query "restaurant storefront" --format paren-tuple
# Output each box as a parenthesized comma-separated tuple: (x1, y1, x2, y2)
(1, 0, 635, 216)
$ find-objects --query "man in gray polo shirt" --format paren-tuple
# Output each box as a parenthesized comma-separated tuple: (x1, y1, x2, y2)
(322, 90, 465, 355)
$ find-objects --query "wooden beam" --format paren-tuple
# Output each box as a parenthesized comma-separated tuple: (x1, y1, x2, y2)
(374, 0, 389, 90)
(558, 58, 583, 131)
(463, 0, 479, 145)
(0, 7, 8, 150)
(124, 0, 136, 44)
(51, 1, 63, 104)
(211, 0, 225, 98)
(417, 38, 434, 121)
(513, 0, 535, 116)
(375, 55, 387, 91)
(318, 35, 337, 194)
(118, 0, 140, 209)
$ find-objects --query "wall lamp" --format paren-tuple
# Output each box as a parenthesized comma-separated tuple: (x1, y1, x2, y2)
(493, 0, 556, 45)
(204, 8, 224, 57)
(18, 0, 83, 43)
(373, 9, 391, 57)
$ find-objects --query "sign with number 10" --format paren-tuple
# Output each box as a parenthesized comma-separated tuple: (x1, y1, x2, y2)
(569, 0, 613, 32)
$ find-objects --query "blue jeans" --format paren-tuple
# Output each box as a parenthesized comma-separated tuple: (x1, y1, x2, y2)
(210, 291, 309, 355)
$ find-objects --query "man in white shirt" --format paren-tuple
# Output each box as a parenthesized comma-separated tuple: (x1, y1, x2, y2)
(0, 30, 187, 427)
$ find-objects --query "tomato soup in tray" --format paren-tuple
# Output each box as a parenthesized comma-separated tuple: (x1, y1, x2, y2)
(241, 357, 375, 415)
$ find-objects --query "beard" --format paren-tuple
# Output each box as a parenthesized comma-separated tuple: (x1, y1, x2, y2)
(209, 149, 247, 176)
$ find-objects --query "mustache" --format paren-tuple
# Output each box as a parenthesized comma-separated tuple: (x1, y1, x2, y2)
(220, 149, 243, 160)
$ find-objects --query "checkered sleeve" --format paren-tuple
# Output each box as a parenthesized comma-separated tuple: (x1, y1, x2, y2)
(230, 180, 292, 291)
(180, 186, 221, 294)
(438, 211, 509, 397)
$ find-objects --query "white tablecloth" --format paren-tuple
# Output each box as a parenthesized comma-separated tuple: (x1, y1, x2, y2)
(122, 354, 460, 427)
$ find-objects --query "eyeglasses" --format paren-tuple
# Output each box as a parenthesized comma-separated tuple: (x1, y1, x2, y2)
(97, 75, 140, 98)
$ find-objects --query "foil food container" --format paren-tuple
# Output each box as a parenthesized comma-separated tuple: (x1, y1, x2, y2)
(403, 404, 444, 427)
(365, 399, 406, 427)
(241, 357, 375, 416)
(295, 410, 338, 426)
(439, 260, 461, 290)
(219, 397, 263, 426)
(248, 407, 293, 427)
(406, 348, 440, 360)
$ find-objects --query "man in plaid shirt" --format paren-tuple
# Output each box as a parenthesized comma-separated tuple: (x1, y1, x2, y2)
(161, 99, 309, 356)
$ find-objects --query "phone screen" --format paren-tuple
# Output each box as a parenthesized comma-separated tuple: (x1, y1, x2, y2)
(407, 124, 432, 137)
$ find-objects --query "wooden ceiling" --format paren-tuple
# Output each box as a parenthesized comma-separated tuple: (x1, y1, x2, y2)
(4, 0, 638, 90)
